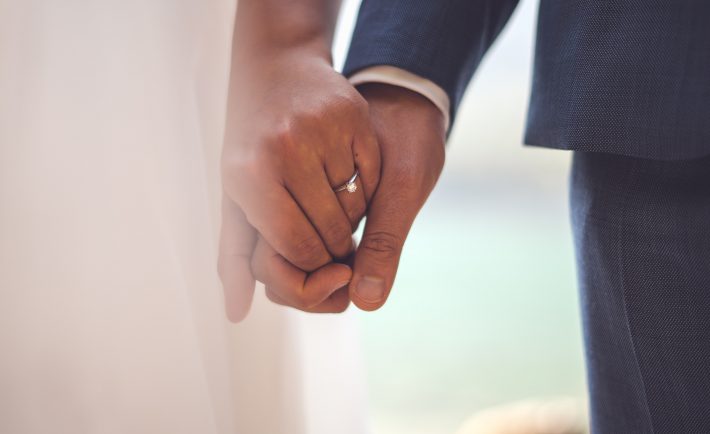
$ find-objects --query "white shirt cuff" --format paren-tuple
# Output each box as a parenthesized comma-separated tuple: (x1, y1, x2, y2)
(348, 65, 451, 132)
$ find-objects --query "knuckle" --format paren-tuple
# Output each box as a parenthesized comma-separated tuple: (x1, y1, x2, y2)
(271, 120, 303, 154)
(348, 202, 367, 226)
(264, 288, 284, 306)
(221, 154, 265, 194)
(268, 285, 312, 311)
(272, 119, 296, 144)
(360, 231, 402, 262)
(330, 89, 368, 117)
(269, 116, 322, 161)
(291, 235, 327, 271)
(330, 302, 349, 314)
(329, 289, 352, 313)
(294, 292, 317, 310)
(348, 94, 368, 115)
(286, 284, 319, 310)
(322, 221, 352, 251)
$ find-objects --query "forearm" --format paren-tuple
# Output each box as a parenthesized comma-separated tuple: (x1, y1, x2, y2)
(235, 0, 341, 61)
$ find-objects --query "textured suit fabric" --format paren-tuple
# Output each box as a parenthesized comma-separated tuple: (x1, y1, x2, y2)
(344, 0, 710, 160)
(571, 151, 710, 433)
(528, 1, 710, 160)
(344, 0, 519, 127)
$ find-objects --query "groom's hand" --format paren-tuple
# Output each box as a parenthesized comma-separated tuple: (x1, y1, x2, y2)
(348, 83, 446, 311)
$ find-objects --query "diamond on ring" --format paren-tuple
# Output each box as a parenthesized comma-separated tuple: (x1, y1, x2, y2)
(334, 169, 359, 194)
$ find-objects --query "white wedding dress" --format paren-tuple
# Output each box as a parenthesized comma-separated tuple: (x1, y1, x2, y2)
(0, 1, 367, 433)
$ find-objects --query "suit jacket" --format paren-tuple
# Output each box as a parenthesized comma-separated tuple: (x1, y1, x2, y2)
(344, 0, 710, 160)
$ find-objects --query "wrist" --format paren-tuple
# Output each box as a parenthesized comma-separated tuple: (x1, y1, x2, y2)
(235, 2, 335, 64)
(231, 40, 333, 102)
(358, 83, 446, 142)
(236, 32, 332, 66)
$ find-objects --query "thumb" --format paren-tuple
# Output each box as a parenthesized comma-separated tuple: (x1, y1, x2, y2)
(348, 83, 446, 311)
(218, 194, 258, 322)
(348, 170, 425, 311)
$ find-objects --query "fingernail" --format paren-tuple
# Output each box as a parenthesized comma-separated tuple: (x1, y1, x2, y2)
(356, 276, 386, 302)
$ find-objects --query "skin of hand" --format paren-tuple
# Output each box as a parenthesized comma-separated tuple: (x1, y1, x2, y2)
(218, 3, 380, 321)
(223, 82, 445, 317)
(347, 83, 447, 311)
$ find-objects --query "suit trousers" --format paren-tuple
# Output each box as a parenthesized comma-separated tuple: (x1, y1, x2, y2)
(570, 151, 710, 433)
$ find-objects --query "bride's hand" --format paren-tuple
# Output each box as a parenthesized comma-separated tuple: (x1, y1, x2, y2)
(219, 46, 380, 321)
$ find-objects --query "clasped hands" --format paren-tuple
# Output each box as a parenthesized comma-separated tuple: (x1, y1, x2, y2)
(219, 52, 445, 322)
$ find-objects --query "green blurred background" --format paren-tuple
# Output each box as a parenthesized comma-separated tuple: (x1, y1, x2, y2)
(334, 1, 587, 433)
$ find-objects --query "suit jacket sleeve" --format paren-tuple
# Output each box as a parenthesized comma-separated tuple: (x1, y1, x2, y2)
(343, 0, 520, 127)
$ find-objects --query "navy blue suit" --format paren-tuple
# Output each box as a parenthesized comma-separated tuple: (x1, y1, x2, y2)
(345, 0, 710, 160)
(344, 1, 710, 432)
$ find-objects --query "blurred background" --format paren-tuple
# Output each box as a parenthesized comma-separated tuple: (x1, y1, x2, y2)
(0, 0, 586, 432)
(335, 1, 587, 433)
